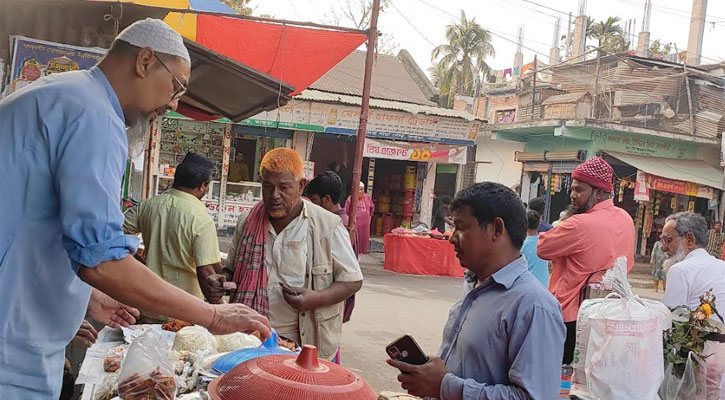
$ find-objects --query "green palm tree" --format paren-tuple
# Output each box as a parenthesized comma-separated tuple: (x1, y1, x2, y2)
(431, 10, 495, 105)
(587, 17, 626, 52)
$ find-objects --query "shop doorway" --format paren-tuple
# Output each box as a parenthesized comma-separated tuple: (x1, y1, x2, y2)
(309, 134, 356, 204)
(231, 136, 257, 182)
(367, 158, 419, 236)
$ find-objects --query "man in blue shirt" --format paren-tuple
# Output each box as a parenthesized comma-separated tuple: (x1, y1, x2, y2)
(0, 19, 270, 398)
(529, 197, 553, 232)
(521, 210, 550, 287)
(388, 182, 565, 399)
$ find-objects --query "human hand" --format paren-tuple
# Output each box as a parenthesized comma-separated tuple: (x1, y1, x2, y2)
(281, 284, 321, 312)
(387, 357, 448, 398)
(207, 303, 272, 339)
(72, 320, 98, 347)
(202, 274, 232, 304)
(88, 288, 140, 328)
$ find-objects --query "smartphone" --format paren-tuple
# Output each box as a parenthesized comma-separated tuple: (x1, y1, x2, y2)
(386, 335, 428, 366)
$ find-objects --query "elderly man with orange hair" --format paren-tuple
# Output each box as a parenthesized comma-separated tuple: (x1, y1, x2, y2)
(214, 148, 363, 363)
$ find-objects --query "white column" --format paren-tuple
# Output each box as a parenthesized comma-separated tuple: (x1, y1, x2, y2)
(218, 124, 232, 229)
(420, 162, 437, 227)
(143, 118, 161, 200)
(292, 130, 313, 160)
(520, 171, 532, 203)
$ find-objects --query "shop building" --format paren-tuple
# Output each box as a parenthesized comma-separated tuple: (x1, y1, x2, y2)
(242, 51, 485, 234)
(485, 54, 725, 258)
(143, 50, 485, 235)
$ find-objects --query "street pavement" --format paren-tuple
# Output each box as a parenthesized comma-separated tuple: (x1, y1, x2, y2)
(343, 254, 461, 393)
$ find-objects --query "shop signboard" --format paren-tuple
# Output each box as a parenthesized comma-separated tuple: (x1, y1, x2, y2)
(634, 170, 650, 202)
(646, 174, 714, 199)
(590, 130, 697, 160)
(206, 202, 254, 227)
(241, 100, 480, 146)
(303, 161, 315, 180)
(362, 138, 467, 165)
(9, 36, 106, 93)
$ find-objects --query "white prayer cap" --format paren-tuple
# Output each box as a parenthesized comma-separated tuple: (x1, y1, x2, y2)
(115, 18, 190, 64)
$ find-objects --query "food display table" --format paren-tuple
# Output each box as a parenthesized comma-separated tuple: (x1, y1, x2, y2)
(383, 234, 464, 277)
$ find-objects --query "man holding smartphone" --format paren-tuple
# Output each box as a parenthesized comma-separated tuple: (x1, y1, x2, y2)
(387, 182, 565, 399)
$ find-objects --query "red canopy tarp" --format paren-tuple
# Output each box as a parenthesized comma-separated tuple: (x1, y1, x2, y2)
(195, 15, 367, 96)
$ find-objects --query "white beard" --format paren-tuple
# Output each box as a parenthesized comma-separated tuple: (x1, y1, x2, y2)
(126, 117, 150, 160)
(666, 242, 689, 266)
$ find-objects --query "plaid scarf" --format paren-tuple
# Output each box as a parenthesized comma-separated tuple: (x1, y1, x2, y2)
(231, 201, 270, 315)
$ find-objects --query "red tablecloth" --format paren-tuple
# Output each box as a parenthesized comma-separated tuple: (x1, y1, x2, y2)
(383, 234, 464, 277)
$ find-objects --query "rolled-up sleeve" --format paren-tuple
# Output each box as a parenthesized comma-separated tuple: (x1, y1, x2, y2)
(224, 211, 249, 275)
(537, 218, 581, 261)
(440, 305, 565, 400)
(331, 221, 363, 282)
(53, 110, 138, 270)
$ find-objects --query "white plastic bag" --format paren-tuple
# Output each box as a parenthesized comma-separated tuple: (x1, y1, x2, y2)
(117, 327, 177, 400)
(569, 257, 672, 400)
(570, 298, 604, 396)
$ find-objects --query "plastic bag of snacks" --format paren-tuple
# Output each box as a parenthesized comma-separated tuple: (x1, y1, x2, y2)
(117, 327, 177, 400)
(569, 257, 671, 400)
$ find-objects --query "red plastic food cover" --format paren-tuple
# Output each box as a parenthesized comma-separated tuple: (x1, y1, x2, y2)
(208, 345, 377, 400)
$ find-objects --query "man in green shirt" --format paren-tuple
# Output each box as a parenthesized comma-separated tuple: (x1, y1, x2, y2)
(124, 152, 226, 321)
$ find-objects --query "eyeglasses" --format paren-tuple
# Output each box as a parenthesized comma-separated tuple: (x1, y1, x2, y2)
(660, 233, 681, 245)
(154, 53, 187, 101)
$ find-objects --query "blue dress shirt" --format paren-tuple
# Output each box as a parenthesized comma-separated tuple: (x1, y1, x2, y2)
(437, 257, 565, 399)
(0, 67, 138, 398)
(521, 235, 550, 288)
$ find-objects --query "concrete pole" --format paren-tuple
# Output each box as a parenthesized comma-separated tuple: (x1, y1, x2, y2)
(686, 0, 708, 66)
(571, 15, 587, 62)
(636, 32, 650, 57)
(513, 52, 524, 84)
(565, 12, 573, 59)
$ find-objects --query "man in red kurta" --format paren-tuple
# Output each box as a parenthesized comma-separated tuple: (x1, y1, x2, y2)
(537, 156, 635, 365)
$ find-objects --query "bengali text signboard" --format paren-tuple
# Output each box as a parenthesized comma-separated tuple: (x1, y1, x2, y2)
(9, 36, 106, 93)
(362, 138, 467, 164)
(242, 100, 480, 145)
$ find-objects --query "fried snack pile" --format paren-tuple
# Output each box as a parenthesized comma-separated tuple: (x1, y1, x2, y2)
(117, 367, 176, 400)
(103, 346, 124, 373)
(161, 319, 193, 332)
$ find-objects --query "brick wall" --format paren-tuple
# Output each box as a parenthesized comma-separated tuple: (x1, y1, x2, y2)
(485, 94, 519, 122)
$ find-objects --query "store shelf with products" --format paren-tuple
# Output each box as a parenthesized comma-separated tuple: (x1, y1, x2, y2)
(158, 116, 233, 183)
(226, 181, 262, 203)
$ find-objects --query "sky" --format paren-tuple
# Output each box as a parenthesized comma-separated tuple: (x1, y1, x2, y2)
(251, 0, 725, 76)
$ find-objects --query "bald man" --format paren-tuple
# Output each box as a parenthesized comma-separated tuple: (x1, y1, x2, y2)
(0, 19, 269, 397)
(216, 148, 363, 363)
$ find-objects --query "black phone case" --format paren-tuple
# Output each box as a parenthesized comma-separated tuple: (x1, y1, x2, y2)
(386, 335, 429, 365)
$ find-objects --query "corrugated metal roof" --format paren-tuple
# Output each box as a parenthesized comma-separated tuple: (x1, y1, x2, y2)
(309, 50, 436, 106)
(541, 92, 590, 105)
(298, 89, 485, 121)
(606, 151, 724, 190)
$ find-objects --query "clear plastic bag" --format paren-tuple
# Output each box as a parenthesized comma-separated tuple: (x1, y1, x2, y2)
(117, 327, 177, 400)
(659, 351, 706, 400)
